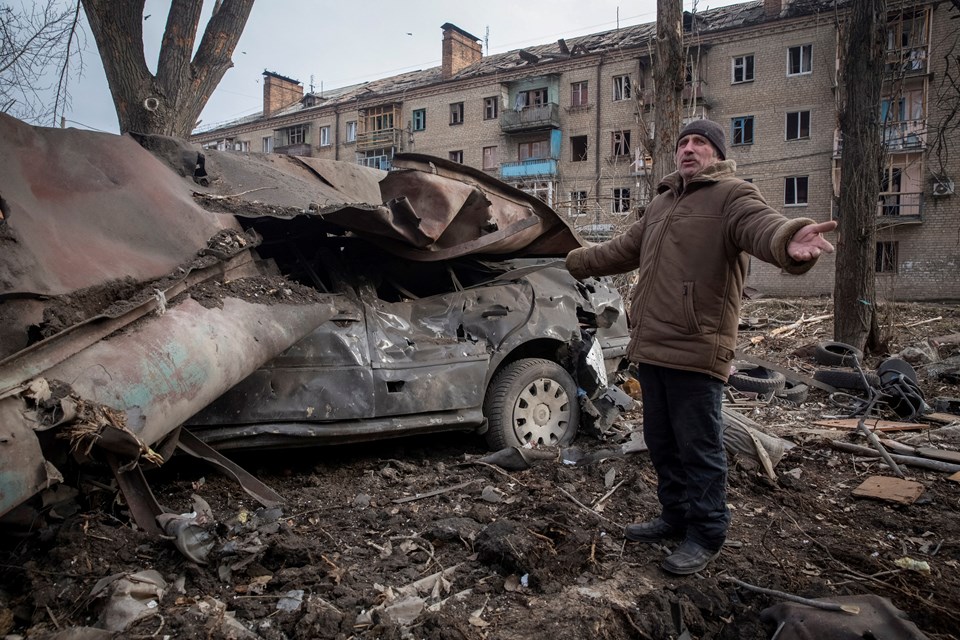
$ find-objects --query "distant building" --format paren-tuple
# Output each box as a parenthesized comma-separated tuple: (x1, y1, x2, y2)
(191, 0, 959, 300)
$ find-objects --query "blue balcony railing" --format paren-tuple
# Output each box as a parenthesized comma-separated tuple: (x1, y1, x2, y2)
(499, 158, 558, 180)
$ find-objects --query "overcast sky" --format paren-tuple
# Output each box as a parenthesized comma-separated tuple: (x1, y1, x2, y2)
(62, 0, 745, 135)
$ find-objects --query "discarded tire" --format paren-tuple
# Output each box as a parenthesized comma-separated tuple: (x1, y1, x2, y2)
(813, 341, 864, 367)
(729, 365, 786, 395)
(812, 368, 880, 391)
(776, 380, 810, 405)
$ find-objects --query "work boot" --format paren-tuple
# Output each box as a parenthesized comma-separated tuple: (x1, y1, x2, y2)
(661, 539, 721, 575)
(624, 517, 686, 543)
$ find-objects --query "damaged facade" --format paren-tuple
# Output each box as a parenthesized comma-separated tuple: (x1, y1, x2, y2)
(0, 114, 632, 528)
(192, 0, 960, 301)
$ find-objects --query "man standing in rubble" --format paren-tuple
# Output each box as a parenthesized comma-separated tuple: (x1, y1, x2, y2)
(565, 119, 836, 575)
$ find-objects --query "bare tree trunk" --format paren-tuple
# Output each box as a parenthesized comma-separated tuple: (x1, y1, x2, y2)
(834, 0, 887, 353)
(81, 0, 254, 137)
(652, 0, 684, 185)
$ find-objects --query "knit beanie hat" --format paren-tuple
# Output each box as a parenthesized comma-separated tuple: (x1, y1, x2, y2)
(677, 119, 726, 160)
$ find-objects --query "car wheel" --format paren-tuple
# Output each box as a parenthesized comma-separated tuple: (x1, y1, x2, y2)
(484, 358, 579, 450)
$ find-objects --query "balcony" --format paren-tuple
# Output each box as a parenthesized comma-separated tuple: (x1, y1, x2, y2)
(356, 128, 401, 152)
(884, 46, 928, 76)
(500, 103, 560, 134)
(877, 191, 923, 225)
(882, 119, 926, 152)
(499, 157, 559, 180)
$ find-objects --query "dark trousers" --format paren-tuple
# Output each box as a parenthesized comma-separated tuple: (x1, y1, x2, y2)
(634, 363, 730, 550)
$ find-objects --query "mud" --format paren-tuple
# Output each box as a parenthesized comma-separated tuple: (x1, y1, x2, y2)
(1, 298, 958, 640)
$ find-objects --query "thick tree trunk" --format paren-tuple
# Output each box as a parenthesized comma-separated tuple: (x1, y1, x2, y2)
(834, 0, 887, 353)
(653, 0, 684, 185)
(82, 0, 254, 138)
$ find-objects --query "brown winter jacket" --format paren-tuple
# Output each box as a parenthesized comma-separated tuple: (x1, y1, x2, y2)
(566, 161, 818, 381)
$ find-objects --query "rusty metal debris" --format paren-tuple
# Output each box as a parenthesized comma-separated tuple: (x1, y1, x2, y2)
(0, 115, 631, 539)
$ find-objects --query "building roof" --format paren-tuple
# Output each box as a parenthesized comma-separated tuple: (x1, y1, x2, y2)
(195, 0, 846, 136)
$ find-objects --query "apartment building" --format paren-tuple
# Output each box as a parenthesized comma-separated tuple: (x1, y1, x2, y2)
(192, 0, 959, 300)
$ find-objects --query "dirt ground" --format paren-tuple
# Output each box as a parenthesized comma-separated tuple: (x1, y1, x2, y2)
(2, 297, 959, 640)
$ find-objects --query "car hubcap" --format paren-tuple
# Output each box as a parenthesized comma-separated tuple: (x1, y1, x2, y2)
(513, 377, 571, 445)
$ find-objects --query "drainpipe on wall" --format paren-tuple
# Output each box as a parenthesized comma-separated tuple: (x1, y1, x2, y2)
(595, 53, 604, 213)
(334, 109, 340, 161)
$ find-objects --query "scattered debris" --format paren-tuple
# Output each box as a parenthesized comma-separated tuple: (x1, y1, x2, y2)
(851, 476, 926, 505)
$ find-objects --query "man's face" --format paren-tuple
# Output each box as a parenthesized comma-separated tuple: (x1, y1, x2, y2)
(675, 134, 719, 181)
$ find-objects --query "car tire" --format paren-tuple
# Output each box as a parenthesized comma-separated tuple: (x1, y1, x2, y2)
(813, 341, 864, 367)
(484, 358, 579, 450)
(813, 367, 880, 391)
(728, 365, 786, 395)
(775, 381, 810, 405)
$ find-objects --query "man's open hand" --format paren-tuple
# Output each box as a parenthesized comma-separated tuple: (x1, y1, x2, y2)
(788, 220, 838, 262)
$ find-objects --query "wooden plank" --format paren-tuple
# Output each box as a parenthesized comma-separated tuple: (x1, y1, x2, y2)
(851, 476, 925, 504)
(915, 447, 960, 465)
(948, 471, 960, 484)
(813, 418, 927, 431)
(733, 351, 837, 393)
(921, 412, 960, 424)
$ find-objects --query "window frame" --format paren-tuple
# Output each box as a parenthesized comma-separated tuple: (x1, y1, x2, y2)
(319, 125, 331, 147)
(412, 109, 426, 132)
(732, 54, 755, 83)
(612, 75, 632, 101)
(449, 150, 464, 164)
(876, 241, 899, 274)
(612, 187, 631, 214)
(569, 190, 589, 217)
(787, 44, 813, 76)
(732, 116, 755, 146)
(482, 145, 499, 170)
(450, 102, 464, 126)
(345, 121, 357, 143)
(518, 139, 550, 161)
(570, 81, 589, 107)
(784, 176, 809, 206)
(611, 130, 631, 157)
(571, 135, 588, 162)
(483, 97, 498, 120)
(785, 110, 811, 141)
(261, 136, 273, 153)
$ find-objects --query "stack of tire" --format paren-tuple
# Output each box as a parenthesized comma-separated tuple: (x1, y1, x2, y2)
(728, 362, 809, 405)
(810, 341, 879, 392)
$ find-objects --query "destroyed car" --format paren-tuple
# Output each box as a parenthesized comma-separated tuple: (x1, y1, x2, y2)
(0, 115, 630, 525)
(184, 246, 630, 451)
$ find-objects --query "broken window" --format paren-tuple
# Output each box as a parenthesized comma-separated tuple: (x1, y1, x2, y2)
(518, 139, 549, 161)
(732, 116, 754, 145)
(611, 130, 631, 156)
(450, 102, 464, 125)
(571, 135, 588, 162)
(570, 190, 588, 216)
(786, 111, 810, 140)
(787, 44, 812, 75)
(261, 136, 273, 153)
(517, 88, 549, 109)
(876, 241, 898, 273)
(570, 81, 589, 107)
(412, 109, 426, 132)
(482, 146, 499, 170)
(613, 188, 631, 214)
(784, 176, 809, 206)
(483, 97, 498, 120)
(277, 124, 307, 147)
(319, 126, 331, 147)
(732, 54, 754, 83)
(449, 150, 464, 163)
(613, 75, 632, 101)
(346, 121, 357, 143)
